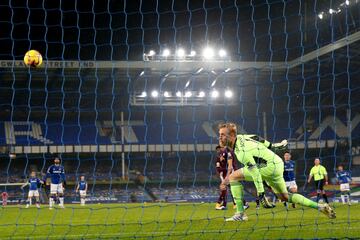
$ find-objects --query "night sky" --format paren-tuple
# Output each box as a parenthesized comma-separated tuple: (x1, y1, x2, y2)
(0, 0, 358, 61)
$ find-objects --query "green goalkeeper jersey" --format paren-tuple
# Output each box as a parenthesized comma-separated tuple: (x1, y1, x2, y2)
(233, 134, 283, 193)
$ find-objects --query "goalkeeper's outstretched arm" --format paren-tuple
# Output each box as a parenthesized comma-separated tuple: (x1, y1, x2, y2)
(245, 134, 288, 150)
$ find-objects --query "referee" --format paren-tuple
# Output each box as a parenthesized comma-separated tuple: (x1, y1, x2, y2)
(307, 158, 329, 203)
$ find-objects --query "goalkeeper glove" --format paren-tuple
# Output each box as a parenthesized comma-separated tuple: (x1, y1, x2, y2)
(271, 139, 288, 151)
(258, 192, 275, 208)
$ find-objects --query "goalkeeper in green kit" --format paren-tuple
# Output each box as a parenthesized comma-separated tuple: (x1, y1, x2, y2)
(217, 123, 336, 221)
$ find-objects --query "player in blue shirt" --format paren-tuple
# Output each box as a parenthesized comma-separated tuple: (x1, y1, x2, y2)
(76, 175, 88, 206)
(336, 165, 352, 205)
(21, 171, 44, 208)
(44, 157, 66, 209)
(283, 152, 297, 208)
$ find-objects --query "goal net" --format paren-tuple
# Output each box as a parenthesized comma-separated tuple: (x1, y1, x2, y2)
(0, 0, 359, 239)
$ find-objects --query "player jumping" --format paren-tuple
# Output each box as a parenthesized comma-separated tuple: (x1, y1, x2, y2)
(44, 157, 66, 209)
(21, 171, 44, 208)
(217, 123, 335, 221)
(76, 175, 88, 206)
(283, 152, 297, 208)
(336, 165, 352, 205)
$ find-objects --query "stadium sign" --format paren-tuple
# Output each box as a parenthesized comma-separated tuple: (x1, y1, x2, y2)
(0, 60, 95, 68)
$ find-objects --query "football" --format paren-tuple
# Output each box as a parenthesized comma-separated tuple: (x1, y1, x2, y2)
(24, 49, 43, 67)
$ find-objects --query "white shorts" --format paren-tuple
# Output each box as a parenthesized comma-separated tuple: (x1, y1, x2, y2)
(285, 181, 298, 190)
(28, 190, 39, 197)
(340, 183, 350, 192)
(79, 190, 86, 197)
(50, 183, 64, 194)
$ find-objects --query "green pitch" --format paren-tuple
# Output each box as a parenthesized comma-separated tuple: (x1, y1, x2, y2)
(0, 202, 359, 239)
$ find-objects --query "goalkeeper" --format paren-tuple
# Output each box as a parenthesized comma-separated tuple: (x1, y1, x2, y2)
(218, 123, 336, 221)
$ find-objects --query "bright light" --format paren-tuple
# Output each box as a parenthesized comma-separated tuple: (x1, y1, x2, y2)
(162, 49, 170, 57)
(148, 50, 155, 56)
(176, 48, 185, 57)
(176, 91, 182, 97)
(184, 91, 192, 97)
(225, 90, 233, 98)
(219, 49, 227, 58)
(198, 91, 206, 98)
(163, 91, 171, 97)
(190, 50, 196, 56)
(345, 0, 350, 6)
(202, 47, 215, 59)
(329, 8, 335, 14)
(139, 91, 147, 97)
(185, 80, 190, 88)
(211, 90, 219, 98)
(139, 71, 145, 77)
(318, 12, 324, 19)
(211, 80, 217, 87)
(151, 90, 159, 98)
(195, 68, 203, 74)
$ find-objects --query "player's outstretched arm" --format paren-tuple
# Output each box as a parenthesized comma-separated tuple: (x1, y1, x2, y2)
(245, 134, 288, 150)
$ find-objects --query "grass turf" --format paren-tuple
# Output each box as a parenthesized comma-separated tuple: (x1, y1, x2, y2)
(0, 202, 359, 239)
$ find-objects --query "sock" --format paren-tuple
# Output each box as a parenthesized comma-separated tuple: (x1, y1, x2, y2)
(217, 191, 223, 204)
(29, 198, 32, 205)
(341, 194, 345, 204)
(323, 194, 329, 203)
(256, 198, 260, 206)
(289, 193, 318, 209)
(231, 192, 236, 205)
(222, 189, 227, 207)
(347, 192, 351, 203)
(59, 197, 64, 205)
(49, 197, 54, 208)
(316, 193, 321, 202)
(230, 181, 244, 214)
(81, 198, 85, 205)
(272, 195, 277, 204)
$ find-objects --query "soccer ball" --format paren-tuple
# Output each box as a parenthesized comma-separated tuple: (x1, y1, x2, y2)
(24, 50, 43, 67)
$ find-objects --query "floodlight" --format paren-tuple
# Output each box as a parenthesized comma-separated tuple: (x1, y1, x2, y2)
(176, 91, 182, 97)
(225, 90, 233, 98)
(176, 48, 185, 57)
(211, 90, 219, 98)
(202, 47, 215, 59)
(198, 91, 206, 98)
(151, 90, 159, 98)
(163, 91, 171, 97)
(190, 50, 196, 56)
(162, 49, 170, 57)
(184, 91, 192, 97)
(219, 49, 227, 58)
(329, 9, 335, 14)
(345, 0, 350, 5)
(148, 50, 155, 56)
(139, 91, 147, 97)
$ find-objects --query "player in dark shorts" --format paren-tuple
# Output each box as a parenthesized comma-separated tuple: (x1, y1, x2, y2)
(215, 146, 249, 210)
